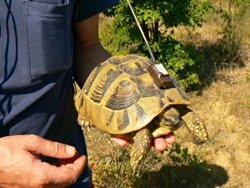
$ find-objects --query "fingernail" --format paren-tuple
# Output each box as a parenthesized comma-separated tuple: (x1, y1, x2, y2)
(66, 145, 76, 155)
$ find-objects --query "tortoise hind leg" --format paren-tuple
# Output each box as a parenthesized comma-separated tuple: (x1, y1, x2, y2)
(181, 109, 209, 144)
(130, 128, 152, 171)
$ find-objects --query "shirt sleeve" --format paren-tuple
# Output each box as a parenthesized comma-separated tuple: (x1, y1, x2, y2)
(77, 0, 119, 21)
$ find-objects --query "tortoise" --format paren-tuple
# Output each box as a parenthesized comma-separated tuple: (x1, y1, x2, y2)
(74, 54, 208, 170)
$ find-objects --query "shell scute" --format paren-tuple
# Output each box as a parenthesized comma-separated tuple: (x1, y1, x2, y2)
(104, 78, 141, 110)
(86, 64, 123, 103)
(135, 74, 164, 98)
(120, 60, 149, 76)
(117, 109, 130, 131)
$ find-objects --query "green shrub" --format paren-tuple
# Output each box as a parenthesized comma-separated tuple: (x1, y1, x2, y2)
(101, 0, 214, 89)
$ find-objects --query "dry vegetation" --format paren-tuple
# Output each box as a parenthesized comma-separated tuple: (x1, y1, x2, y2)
(82, 1, 250, 187)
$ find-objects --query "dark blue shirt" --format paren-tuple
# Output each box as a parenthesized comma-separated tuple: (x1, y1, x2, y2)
(0, 0, 119, 187)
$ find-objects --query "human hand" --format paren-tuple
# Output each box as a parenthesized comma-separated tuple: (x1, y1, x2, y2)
(0, 135, 86, 188)
(112, 132, 176, 151)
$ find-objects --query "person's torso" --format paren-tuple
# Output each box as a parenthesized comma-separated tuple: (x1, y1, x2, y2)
(0, 0, 77, 144)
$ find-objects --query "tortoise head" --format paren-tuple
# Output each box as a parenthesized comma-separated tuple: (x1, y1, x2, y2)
(154, 106, 183, 131)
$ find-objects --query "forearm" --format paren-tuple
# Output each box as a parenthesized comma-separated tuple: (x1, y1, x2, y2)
(74, 43, 110, 87)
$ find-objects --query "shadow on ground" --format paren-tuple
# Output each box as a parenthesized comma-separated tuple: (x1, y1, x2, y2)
(139, 163, 229, 188)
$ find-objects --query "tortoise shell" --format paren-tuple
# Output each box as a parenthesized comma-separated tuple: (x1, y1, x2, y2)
(75, 54, 190, 134)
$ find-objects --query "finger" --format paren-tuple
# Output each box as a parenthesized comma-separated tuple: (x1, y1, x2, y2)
(23, 135, 77, 159)
(163, 132, 176, 145)
(152, 137, 168, 151)
(39, 155, 86, 186)
(111, 137, 128, 147)
(152, 132, 176, 151)
(57, 152, 80, 166)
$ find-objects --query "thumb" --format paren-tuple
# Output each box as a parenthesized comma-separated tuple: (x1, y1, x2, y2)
(24, 135, 77, 159)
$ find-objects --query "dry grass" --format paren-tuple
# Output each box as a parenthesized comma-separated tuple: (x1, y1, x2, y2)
(190, 64, 250, 187)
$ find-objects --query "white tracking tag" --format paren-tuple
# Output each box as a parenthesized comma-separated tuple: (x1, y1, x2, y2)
(154, 64, 169, 75)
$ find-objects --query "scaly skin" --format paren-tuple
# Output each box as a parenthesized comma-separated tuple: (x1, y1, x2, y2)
(181, 111, 209, 144)
(130, 128, 152, 171)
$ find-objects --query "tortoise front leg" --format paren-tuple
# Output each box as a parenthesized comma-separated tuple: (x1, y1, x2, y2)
(130, 128, 152, 171)
(181, 110, 209, 144)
